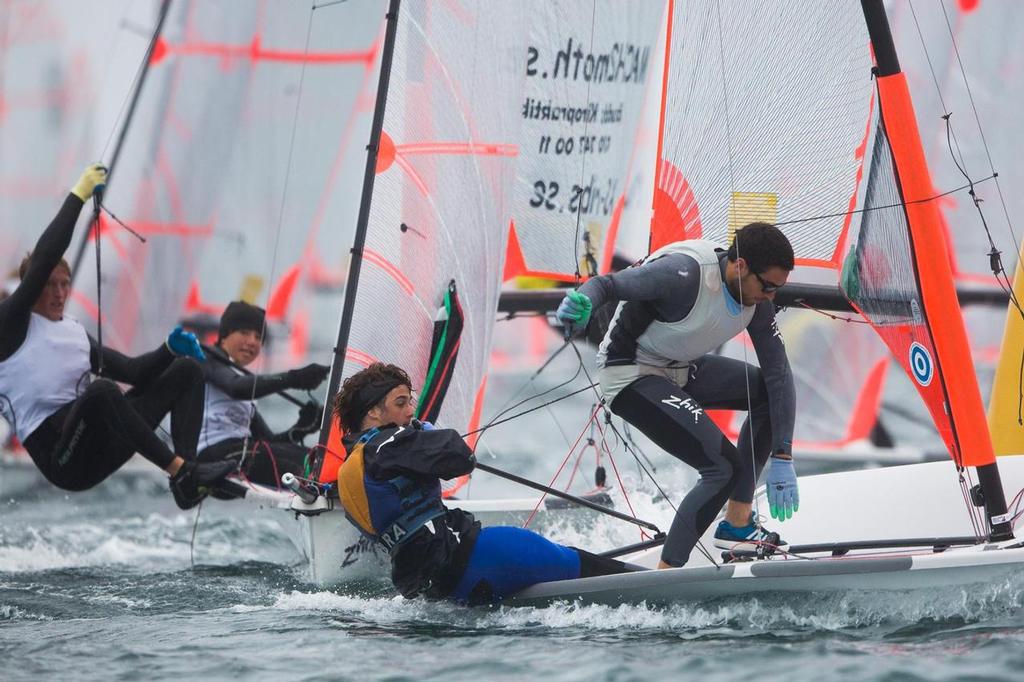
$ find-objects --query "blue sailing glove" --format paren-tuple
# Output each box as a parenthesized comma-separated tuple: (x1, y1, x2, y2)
(413, 419, 435, 431)
(766, 456, 798, 521)
(556, 290, 593, 335)
(166, 325, 206, 360)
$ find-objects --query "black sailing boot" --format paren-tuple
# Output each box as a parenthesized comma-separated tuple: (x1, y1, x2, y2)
(169, 459, 237, 510)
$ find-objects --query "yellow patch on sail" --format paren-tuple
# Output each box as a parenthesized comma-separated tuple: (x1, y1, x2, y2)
(988, 251, 1024, 456)
(238, 275, 264, 304)
(728, 192, 778, 244)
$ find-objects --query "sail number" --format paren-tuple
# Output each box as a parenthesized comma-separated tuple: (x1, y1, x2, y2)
(528, 175, 619, 217)
(537, 134, 611, 156)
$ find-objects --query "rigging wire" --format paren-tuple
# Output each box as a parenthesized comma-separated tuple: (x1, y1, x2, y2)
(773, 174, 997, 228)
(189, 501, 203, 568)
(712, 0, 764, 532)
(911, 2, 1024, 447)
(461, 383, 596, 442)
(938, 0, 1022, 254)
(913, 0, 1024, 427)
(567, 339, 719, 567)
(240, 4, 318, 462)
(571, 2, 601, 285)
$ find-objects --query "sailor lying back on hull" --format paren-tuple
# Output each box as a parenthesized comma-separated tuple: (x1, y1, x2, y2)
(334, 363, 634, 605)
(0, 165, 234, 508)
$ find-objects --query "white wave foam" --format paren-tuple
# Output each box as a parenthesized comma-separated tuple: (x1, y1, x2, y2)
(236, 573, 1024, 636)
(0, 511, 299, 573)
(0, 604, 52, 621)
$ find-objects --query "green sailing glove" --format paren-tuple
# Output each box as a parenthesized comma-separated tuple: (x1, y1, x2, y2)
(555, 290, 593, 336)
(766, 455, 799, 521)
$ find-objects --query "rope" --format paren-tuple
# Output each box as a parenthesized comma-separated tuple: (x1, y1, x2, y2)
(795, 301, 870, 325)
(710, 2, 763, 531)
(912, 0, 1024, 478)
(571, 2, 600, 284)
(522, 403, 604, 529)
(189, 500, 203, 568)
(240, 4, 317, 458)
(93, 204, 104, 376)
(592, 410, 649, 542)
(567, 340, 718, 566)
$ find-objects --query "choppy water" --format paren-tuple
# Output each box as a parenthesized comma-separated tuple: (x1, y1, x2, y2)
(3, 466, 1024, 681)
(3, 363, 1024, 681)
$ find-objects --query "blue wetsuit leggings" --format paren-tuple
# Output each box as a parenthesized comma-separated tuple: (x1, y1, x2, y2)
(450, 527, 581, 604)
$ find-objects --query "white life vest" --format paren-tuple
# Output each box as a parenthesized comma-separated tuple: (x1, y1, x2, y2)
(598, 239, 757, 369)
(198, 381, 255, 451)
(0, 313, 91, 442)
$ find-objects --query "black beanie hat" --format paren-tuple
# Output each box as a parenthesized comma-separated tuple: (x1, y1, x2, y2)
(218, 300, 267, 342)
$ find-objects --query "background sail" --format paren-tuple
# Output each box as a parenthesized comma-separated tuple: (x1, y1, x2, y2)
(67, 0, 379, 367)
(888, 0, 1023, 397)
(0, 1, 156, 284)
(334, 2, 527, 436)
(507, 0, 664, 281)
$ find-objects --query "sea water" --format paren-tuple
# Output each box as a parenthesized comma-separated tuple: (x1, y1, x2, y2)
(3, 366, 1023, 681)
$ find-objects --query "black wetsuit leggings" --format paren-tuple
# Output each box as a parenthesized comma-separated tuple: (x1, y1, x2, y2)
(198, 438, 308, 488)
(24, 358, 204, 491)
(609, 355, 773, 567)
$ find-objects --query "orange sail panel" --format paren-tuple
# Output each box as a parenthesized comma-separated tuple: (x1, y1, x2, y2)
(841, 73, 994, 468)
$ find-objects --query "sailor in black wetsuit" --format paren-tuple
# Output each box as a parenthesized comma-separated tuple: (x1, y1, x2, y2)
(196, 300, 329, 486)
(335, 363, 632, 605)
(557, 222, 800, 568)
(0, 165, 234, 508)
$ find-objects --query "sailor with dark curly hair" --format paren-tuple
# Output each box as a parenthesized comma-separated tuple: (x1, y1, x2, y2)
(556, 222, 799, 568)
(334, 362, 632, 604)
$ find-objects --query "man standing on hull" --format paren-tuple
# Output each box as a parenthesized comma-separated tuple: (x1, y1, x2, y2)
(557, 222, 800, 569)
(0, 165, 234, 509)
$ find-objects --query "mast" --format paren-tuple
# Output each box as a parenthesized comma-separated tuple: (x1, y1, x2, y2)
(860, 0, 1012, 540)
(314, 0, 402, 464)
(69, 0, 173, 283)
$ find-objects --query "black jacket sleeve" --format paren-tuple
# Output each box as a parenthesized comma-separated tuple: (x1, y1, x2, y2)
(89, 337, 176, 389)
(748, 303, 796, 454)
(202, 354, 293, 400)
(0, 194, 85, 361)
(365, 426, 475, 482)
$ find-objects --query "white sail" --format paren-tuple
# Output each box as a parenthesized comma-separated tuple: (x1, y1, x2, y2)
(0, 1, 157, 279)
(330, 1, 527, 435)
(508, 0, 664, 280)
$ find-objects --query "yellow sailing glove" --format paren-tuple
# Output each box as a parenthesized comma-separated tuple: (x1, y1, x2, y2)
(71, 164, 108, 202)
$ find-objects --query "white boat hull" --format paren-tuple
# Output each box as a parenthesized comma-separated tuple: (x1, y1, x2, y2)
(510, 541, 1024, 606)
(236, 483, 605, 586)
(511, 456, 1024, 606)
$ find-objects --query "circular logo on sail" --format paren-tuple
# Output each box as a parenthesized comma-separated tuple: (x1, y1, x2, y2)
(909, 342, 933, 386)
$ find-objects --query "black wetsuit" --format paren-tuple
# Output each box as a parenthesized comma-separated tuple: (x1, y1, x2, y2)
(0, 194, 204, 491)
(196, 346, 310, 486)
(579, 248, 796, 566)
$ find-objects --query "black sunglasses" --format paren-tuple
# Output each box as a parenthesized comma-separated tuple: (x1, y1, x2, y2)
(753, 271, 785, 294)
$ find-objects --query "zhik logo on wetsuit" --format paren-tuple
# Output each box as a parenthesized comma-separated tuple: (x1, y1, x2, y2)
(661, 394, 703, 422)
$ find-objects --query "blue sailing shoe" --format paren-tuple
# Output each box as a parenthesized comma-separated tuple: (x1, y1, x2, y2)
(713, 513, 788, 551)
